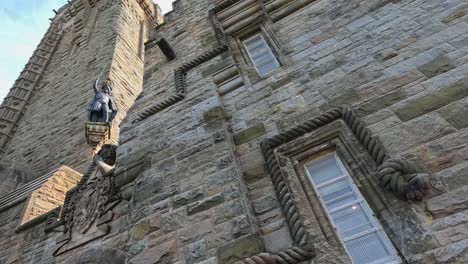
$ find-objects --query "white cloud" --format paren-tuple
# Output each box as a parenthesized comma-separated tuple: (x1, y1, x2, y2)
(153, 0, 175, 14)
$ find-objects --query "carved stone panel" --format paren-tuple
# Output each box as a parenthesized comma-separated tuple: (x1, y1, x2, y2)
(53, 145, 119, 256)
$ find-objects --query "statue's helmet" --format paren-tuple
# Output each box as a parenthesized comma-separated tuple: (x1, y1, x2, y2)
(102, 84, 111, 93)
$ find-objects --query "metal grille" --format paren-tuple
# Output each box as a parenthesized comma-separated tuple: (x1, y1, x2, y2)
(305, 154, 400, 264)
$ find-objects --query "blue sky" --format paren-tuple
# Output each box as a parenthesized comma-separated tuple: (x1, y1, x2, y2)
(0, 0, 175, 100)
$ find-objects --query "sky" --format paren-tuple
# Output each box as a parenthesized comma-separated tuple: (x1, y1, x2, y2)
(0, 0, 175, 100)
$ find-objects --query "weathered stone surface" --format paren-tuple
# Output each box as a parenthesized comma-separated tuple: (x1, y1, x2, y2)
(438, 100, 468, 129)
(203, 106, 227, 122)
(133, 176, 163, 203)
(233, 124, 267, 145)
(161, 208, 188, 234)
(426, 186, 468, 217)
(186, 239, 207, 263)
(393, 79, 468, 122)
(130, 214, 161, 240)
(173, 187, 205, 208)
(187, 193, 225, 215)
(217, 235, 264, 264)
(263, 227, 293, 252)
(378, 113, 456, 154)
(252, 195, 278, 214)
(356, 90, 407, 117)
(418, 55, 455, 78)
(130, 239, 177, 264)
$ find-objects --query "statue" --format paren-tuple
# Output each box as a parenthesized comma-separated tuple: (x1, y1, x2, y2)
(88, 78, 117, 123)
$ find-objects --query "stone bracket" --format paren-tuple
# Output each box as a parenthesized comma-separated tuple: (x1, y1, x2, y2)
(85, 122, 112, 148)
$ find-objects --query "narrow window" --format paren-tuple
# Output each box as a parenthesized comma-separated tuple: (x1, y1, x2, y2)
(243, 34, 280, 76)
(305, 154, 400, 264)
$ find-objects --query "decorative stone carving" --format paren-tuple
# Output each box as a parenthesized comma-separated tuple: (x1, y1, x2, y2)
(53, 144, 119, 256)
(85, 122, 112, 148)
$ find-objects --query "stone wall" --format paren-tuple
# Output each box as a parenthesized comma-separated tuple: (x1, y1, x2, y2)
(0, 0, 467, 263)
(116, 0, 468, 262)
(0, 0, 155, 185)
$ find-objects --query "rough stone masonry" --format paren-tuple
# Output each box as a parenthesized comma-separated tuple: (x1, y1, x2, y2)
(0, 0, 467, 263)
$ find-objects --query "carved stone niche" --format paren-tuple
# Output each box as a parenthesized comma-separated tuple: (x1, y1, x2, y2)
(85, 122, 112, 148)
(52, 145, 119, 256)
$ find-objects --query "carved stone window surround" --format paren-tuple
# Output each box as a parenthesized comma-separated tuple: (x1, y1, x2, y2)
(237, 106, 431, 263)
(274, 120, 408, 262)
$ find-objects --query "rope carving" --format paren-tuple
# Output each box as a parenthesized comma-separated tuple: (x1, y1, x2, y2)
(262, 105, 429, 208)
(256, 106, 429, 261)
(132, 0, 232, 124)
(234, 246, 315, 264)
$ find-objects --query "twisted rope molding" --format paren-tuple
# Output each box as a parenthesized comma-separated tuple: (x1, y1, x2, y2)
(260, 105, 430, 241)
(132, 1, 232, 123)
(235, 245, 315, 264)
(262, 106, 430, 201)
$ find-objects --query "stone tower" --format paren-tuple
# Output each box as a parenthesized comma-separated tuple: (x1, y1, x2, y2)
(0, 0, 161, 196)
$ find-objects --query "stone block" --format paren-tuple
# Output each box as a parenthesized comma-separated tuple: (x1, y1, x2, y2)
(426, 186, 468, 217)
(263, 227, 293, 252)
(161, 208, 187, 233)
(432, 210, 468, 231)
(130, 239, 177, 264)
(270, 76, 292, 90)
(213, 200, 244, 225)
(130, 214, 161, 240)
(434, 161, 468, 191)
(438, 100, 468, 129)
(418, 55, 455, 78)
(133, 176, 163, 203)
(217, 234, 264, 264)
(186, 239, 207, 264)
(378, 113, 456, 154)
(356, 90, 407, 117)
(252, 195, 279, 214)
(374, 48, 398, 62)
(231, 215, 251, 239)
(201, 57, 235, 78)
(442, 10, 466, 24)
(243, 163, 267, 183)
(178, 219, 212, 244)
(187, 193, 225, 216)
(233, 124, 266, 145)
(393, 79, 468, 122)
(203, 106, 226, 123)
(173, 187, 205, 208)
(383, 44, 455, 77)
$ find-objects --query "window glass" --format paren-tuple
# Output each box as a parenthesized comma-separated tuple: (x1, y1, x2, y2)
(305, 154, 400, 264)
(243, 34, 280, 76)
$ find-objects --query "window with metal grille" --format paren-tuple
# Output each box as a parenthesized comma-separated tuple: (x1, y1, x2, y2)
(243, 34, 280, 76)
(305, 154, 401, 264)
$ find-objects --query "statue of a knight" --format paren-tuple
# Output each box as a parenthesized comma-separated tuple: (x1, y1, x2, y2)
(88, 78, 117, 123)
